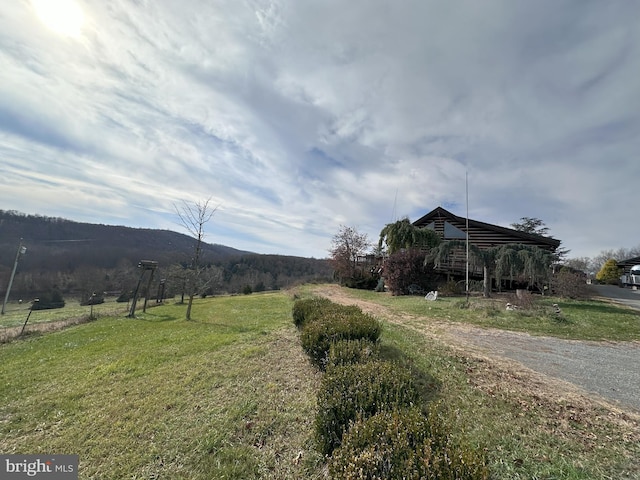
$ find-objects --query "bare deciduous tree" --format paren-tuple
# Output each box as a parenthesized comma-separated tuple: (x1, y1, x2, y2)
(175, 198, 218, 320)
(329, 225, 370, 283)
(590, 245, 640, 275)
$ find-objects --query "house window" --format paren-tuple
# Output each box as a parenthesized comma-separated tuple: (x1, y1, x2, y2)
(444, 221, 466, 239)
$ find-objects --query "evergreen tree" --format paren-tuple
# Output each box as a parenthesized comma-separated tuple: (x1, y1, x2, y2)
(510, 217, 549, 236)
(595, 259, 620, 284)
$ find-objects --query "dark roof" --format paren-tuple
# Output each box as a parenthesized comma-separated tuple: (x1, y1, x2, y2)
(617, 257, 640, 268)
(412, 206, 561, 249)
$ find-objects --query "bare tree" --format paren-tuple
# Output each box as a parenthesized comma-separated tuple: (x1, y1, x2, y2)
(562, 256, 593, 276)
(591, 245, 640, 274)
(175, 198, 218, 320)
(329, 225, 370, 284)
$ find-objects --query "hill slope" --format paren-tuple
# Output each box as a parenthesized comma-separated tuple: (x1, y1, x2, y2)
(0, 210, 250, 270)
(0, 210, 332, 296)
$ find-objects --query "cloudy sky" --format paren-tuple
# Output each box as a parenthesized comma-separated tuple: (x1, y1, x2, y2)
(1, 1, 638, 259)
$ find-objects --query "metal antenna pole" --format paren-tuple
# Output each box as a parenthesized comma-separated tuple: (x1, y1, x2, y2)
(465, 172, 470, 302)
(2, 240, 26, 315)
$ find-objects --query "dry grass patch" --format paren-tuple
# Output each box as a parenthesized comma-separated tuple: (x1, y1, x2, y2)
(457, 353, 640, 474)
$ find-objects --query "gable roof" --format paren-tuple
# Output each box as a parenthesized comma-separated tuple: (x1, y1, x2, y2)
(412, 206, 561, 250)
(618, 257, 640, 269)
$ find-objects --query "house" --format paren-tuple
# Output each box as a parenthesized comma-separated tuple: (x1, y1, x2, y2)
(412, 206, 561, 280)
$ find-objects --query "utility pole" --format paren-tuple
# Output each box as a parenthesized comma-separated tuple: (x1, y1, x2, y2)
(2, 240, 27, 315)
(465, 172, 470, 302)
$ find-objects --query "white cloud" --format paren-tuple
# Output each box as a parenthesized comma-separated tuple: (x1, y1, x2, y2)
(1, 0, 639, 259)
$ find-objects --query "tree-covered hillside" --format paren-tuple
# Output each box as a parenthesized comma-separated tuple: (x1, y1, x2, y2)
(0, 210, 331, 299)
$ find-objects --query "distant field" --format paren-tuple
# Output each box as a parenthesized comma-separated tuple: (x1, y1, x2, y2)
(0, 297, 130, 329)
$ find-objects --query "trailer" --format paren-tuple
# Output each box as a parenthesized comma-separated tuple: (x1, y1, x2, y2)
(620, 265, 640, 288)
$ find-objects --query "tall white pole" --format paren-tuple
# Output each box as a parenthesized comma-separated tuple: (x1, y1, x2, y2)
(466, 172, 470, 300)
(2, 240, 26, 315)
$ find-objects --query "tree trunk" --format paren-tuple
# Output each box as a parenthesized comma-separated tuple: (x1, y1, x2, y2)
(483, 265, 490, 298)
(186, 293, 194, 320)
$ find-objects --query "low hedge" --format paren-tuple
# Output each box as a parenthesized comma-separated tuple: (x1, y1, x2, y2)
(292, 296, 333, 328)
(327, 338, 379, 369)
(315, 360, 419, 455)
(294, 296, 489, 478)
(330, 407, 489, 479)
(300, 310, 381, 369)
(293, 297, 363, 330)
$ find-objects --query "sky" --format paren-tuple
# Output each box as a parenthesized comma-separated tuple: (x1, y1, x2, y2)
(1, 0, 639, 259)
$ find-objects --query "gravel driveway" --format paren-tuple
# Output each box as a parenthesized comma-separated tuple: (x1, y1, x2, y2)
(452, 328, 640, 412)
(434, 284, 640, 412)
(313, 284, 640, 413)
(434, 285, 640, 412)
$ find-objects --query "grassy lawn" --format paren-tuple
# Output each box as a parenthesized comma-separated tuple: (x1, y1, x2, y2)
(2, 287, 639, 479)
(0, 293, 324, 479)
(380, 325, 640, 479)
(319, 287, 640, 341)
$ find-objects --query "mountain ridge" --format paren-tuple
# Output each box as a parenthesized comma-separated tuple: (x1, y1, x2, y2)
(0, 209, 255, 267)
(0, 210, 331, 297)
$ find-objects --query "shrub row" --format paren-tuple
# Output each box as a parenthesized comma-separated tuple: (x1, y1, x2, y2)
(330, 407, 489, 479)
(293, 298, 381, 369)
(292, 296, 360, 329)
(315, 360, 419, 455)
(327, 338, 379, 368)
(292, 296, 488, 479)
(292, 296, 330, 327)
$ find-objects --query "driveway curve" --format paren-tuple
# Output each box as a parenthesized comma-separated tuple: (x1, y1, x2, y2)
(589, 283, 640, 311)
(310, 285, 640, 413)
(451, 328, 640, 412)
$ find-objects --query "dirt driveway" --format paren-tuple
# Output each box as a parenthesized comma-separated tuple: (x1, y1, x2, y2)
(309, 285, 640, 413)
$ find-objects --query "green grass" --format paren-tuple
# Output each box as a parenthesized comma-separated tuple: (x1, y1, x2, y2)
(380, 324, 640, 479)
(3, 287, 640, 479)
(312, 287, 640, 341)
(297, 284, 640, 478)
(0, 292, 324, 479)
